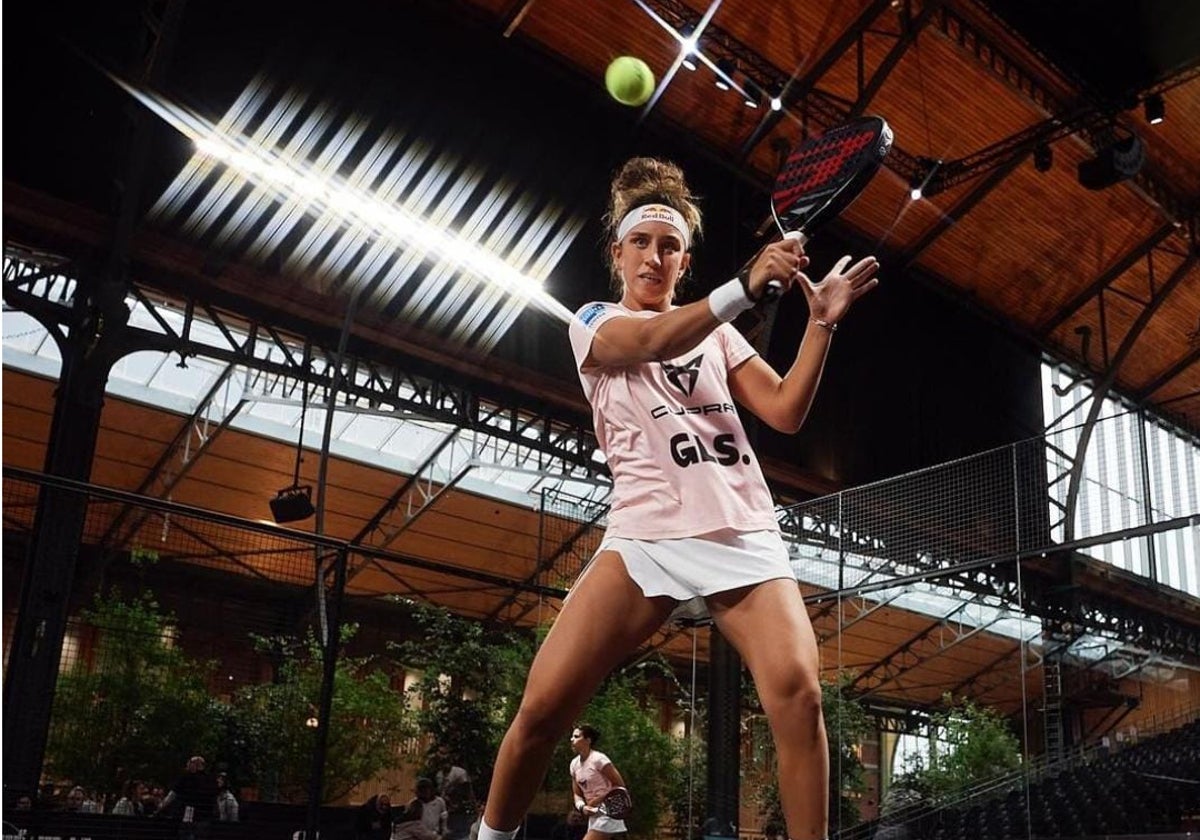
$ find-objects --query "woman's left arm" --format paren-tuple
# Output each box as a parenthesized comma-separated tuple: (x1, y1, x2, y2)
(730, 255, 879, 433)
(601, 762, 627, 790)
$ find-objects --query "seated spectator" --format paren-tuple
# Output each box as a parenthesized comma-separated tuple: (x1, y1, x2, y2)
(143, 784, 165, 816)
(215, 773, 239, 822)
(64, 786, 99, 813)
(112, 780, 147, 816)
(355, 793, 393, 840)
(414, 778, 447, 838)
(435, 749, 475, 840)
(14, 794, 34, 811)
(393, 800, 439, 840)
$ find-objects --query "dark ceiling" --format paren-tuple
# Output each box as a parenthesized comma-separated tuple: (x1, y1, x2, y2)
(984, 0, 1200, 100)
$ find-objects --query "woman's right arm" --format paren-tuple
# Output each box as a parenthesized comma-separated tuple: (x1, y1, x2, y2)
(584, 239, 805, 370)
(584, 300, 719, 369)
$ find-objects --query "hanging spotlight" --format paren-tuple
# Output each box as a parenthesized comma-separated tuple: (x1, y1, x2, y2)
(768, 82, 784, 112)
(270, 484, 315, 523)
(1034, 143, 1053, 173)
(270, 380, 316, 524)
(679, 23, 699, 71)
(909, 157, 942, 201)
(742, 78, 762, 109)
(714, 58, 735, 91)
(1078, 134, 1144, 190)
(1144, 93, 1164, 125)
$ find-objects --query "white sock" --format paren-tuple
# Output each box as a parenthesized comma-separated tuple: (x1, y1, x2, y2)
(478, 818, 520, 840)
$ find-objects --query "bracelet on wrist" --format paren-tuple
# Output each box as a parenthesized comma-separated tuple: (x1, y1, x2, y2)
(810, 317, 838, 332)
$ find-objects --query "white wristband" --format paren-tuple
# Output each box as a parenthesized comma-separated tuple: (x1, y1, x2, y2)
(574, 797, 585, 812)
(708, 277, 755, 323)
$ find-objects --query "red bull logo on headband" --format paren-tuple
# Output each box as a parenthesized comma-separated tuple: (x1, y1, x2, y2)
(639, 205, 677, 223)
(616, 203, 691, 248)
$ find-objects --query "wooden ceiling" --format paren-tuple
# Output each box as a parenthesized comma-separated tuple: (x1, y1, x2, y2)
(464, 0, 1200, 433)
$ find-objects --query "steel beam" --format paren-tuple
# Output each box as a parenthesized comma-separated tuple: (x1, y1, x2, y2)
(1038, 224, 1178, 337)
(850, 597, 1002, 694)
(1063, 254, 1199, 538)
(736, 0, 896, 160)
(3, 250, 606, 481)
(847, 0, 944, 118)
(901, 150, 1029, 266)
(1136, 346, 1200, 401)
(488, 492, 607, 622)
(98, 364, 243, 548)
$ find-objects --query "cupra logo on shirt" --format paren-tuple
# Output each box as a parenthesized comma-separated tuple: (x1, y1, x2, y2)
(661, 354, 703, 397)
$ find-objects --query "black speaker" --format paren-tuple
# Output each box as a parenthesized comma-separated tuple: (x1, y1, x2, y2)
(1077, 134, 1144, 190)
(270, 485, 315, 523)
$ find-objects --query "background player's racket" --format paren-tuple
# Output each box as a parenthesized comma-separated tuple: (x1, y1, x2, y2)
(592, 787, 632, 820)
(759, 115, 894, 299)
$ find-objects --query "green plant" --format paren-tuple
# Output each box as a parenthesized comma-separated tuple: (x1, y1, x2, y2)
(663, 718, 707, 840)
(234, 624, 413, 803)
(44, 588, 225, 797)
(895, 694, 1021, 802)
(389, 600, 535, 791)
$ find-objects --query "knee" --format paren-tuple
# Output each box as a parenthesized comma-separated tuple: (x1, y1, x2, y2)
(509, 696, 573, 747)
(761, 668, 824, 724)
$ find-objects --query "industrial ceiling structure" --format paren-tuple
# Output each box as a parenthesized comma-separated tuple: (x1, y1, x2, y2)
(4, 0, 1199, 714)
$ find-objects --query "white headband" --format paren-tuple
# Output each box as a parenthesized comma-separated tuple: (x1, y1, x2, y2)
(615, 203, 691, 249)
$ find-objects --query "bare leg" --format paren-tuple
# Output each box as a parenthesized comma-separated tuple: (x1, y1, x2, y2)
(484, 551, 675, 831)
(583, 830, 617, 840)
(708, 579, 828, 840)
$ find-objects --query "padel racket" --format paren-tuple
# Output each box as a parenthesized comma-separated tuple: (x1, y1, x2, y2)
(593, 787, 632, 820)
(760, 115, 893, 298)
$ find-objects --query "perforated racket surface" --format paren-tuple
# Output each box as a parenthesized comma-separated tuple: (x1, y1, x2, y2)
(771, 116, 893, 236)
(761, 116, 893, 298)
(596, 787, 632, 820)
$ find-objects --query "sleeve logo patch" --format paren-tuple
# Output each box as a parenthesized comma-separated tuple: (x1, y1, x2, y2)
(578, 303, 608, 327)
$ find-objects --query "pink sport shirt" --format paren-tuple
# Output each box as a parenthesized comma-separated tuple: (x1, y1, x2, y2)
(568, 301, 779, 540)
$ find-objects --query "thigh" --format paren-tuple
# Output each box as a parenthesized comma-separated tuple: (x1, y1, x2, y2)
(584, 827, 625, 840)
(521, 551, 676, 712)
(706, 578, 819, 684)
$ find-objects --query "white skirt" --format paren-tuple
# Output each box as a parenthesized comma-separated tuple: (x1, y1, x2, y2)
(581, 528, 794, 621)
(588, 813, 627, 834)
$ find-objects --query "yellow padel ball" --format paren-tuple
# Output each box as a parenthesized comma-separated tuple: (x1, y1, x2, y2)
(605, 56, 655, 107)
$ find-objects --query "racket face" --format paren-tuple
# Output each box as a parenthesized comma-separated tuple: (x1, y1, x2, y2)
(771, 116, 893, 233)
(601, 787, 632, 819)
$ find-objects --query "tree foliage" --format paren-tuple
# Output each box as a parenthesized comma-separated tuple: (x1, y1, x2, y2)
(893, 694, 1022, 802)
(662, 716, 707, 840)
(388, 600, 535, 791)
(44, 588, 225, 797)
(234, 624, 413, 803)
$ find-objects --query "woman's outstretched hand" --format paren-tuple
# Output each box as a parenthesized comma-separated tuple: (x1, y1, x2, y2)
(799, 255, 880, 327)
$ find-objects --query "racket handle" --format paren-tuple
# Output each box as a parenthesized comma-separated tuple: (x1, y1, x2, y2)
(763, 231, 808, 301)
